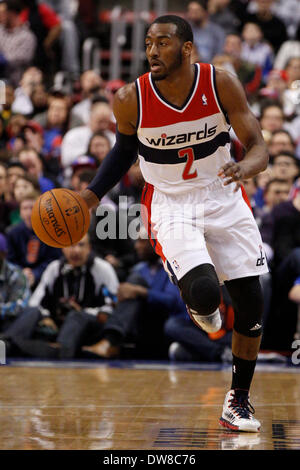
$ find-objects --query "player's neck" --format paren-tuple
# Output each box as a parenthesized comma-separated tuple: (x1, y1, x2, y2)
(153, 64, 196, 109)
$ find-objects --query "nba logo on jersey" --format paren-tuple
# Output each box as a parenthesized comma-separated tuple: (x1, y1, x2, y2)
(202, 93, 208, 106)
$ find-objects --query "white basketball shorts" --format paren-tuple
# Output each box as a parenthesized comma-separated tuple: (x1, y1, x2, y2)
(141, 178, 268, 284)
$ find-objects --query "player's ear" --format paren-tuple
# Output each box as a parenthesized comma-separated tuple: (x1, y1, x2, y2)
(182, 41, 193, 58)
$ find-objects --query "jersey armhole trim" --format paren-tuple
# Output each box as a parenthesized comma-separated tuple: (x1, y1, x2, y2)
(211, 65, 230, 126)
(135, 79, 142, 130)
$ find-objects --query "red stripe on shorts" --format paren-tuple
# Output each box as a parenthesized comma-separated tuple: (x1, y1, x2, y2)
(141, 182, 166, 262)
(241, 184, 253, 212)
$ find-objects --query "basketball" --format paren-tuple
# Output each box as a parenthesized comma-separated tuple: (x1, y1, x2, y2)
(31, 188, 90, 248)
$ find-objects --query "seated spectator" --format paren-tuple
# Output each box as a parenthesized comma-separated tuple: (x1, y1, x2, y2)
(0, 233, 30, 335)
(208, 0, 240, 34)
(274, 25, 300, 71)
(70, 155, 97, 192)
(282, 57, 300, 126)
(30, 83, 49, 118)
(12, 66, 43, 116)
(87, 131, 111, 166)
(268, 130, 295, 160)
(17, 147, 56, 192)
(241, 22, 274, 82)
(6, 160, 25, 201)
(187, 0, 225, 63)
(2, 233, 119, 359)
(6, 192, 61, 288)
(20, 0, 61, 78)
(262, 178, 290, 214)
(243, 0, 288, 53)
(39, 0, 80, 80)
(83, 229, 187, 359)
(259, 70, 288, 107)
(165, 285, 233, 362)
(0, 82, 15, 130)
(260, 191, 300, 349)
(10, 173, 40, 225)
(221, 33, 263, 98)
(33, 94, 70, 154)
(0, 0, 36, 86)
(6, 113, 27, 154)
(0, 162, 16, 232)
(271, 152, 300, 188)
(61, 101, 115, 175)
(259, 101, 285, 134)
(70, 70, 106, 125)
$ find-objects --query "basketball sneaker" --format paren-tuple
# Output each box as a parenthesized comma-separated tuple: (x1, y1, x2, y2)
(187, 306, 222, 333)
(219, 389, 261, 432)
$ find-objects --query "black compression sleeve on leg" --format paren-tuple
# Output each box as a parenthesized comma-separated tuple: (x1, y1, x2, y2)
(87, 130, 138, 200)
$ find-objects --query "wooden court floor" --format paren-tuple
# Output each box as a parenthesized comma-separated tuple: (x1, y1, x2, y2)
(0, 362, 300, 450)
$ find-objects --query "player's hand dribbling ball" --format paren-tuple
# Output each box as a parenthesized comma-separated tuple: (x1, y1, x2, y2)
(31, 189, 90, 248)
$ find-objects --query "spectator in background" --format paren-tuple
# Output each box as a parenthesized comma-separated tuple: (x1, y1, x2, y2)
(70, 70, 106, 125)
(241, 22, 274, 82)
(259, 102, 285, 134)
(165, 285, 233, 362)
(243, 0, 287, 53)
(272, 0, 300, 39)
(3, 233, 119, 359)
(33, 93, 70, 153)
(83, 229, 187, 359)
(12, 66, 43, 116)
(261, 191, 300, 349)
(208, 0, 240, 34)
(221, 33, 262, 98)
(87, 131, 111, 166)
(268, 130, 295, 159)
(271, 152, 300, 188)
(0, 82, 15, 129)
(6, 192, 61, 288)
(30, 83, 48, 117)
(274, 25, 300, 71)
(61, 101, 115, 173)
(20, 0, 61, 78)
(0, 233, 30, 334)
(6, 160, 25, 201)
(0, 162, 16, 232)
(187, 0, 225, 63)
(17, 147, 56, 192)
(10, 173, 40, 225)
(70, 155, 97, 192)
(0, 0, 36, 86)
(261, 178, 290, 215)
(259, 70, 288, 110)
(40, 0, 80, 80)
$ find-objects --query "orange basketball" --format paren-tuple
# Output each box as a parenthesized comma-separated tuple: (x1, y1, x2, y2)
(31, 188, 90, 248)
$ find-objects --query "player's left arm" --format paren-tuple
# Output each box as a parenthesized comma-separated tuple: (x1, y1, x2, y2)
(216, 68, 269, 185)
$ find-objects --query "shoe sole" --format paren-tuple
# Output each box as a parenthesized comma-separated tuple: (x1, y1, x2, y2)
(186, 308, 221, 333)
(219, 417, 260, 433)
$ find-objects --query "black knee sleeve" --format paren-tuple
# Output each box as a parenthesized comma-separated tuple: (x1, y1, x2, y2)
(225, 276, 263, 337)
(178, 264, 220, 315)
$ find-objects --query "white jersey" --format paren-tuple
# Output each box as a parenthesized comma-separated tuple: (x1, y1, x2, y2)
(135, 62, 231, 195)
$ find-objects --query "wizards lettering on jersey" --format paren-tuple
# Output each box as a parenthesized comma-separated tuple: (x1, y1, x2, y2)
(145, 123, 217, 147)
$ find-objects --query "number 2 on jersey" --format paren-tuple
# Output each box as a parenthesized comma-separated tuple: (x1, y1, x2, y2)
(178, 148, 198, 180)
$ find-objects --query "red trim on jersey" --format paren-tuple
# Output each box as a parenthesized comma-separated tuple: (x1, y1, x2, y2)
(241, 185, 253, 212)
(138, 63, 220, 128)
(141, 183, 166, 262)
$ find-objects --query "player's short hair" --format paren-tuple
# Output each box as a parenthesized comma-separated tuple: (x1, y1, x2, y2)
(150, 15, 194, 44)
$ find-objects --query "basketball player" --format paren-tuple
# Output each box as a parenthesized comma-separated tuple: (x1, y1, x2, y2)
(81, 15, 269, 432)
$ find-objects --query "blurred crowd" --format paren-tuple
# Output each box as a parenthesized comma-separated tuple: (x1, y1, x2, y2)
(0, 0, 300, 362)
